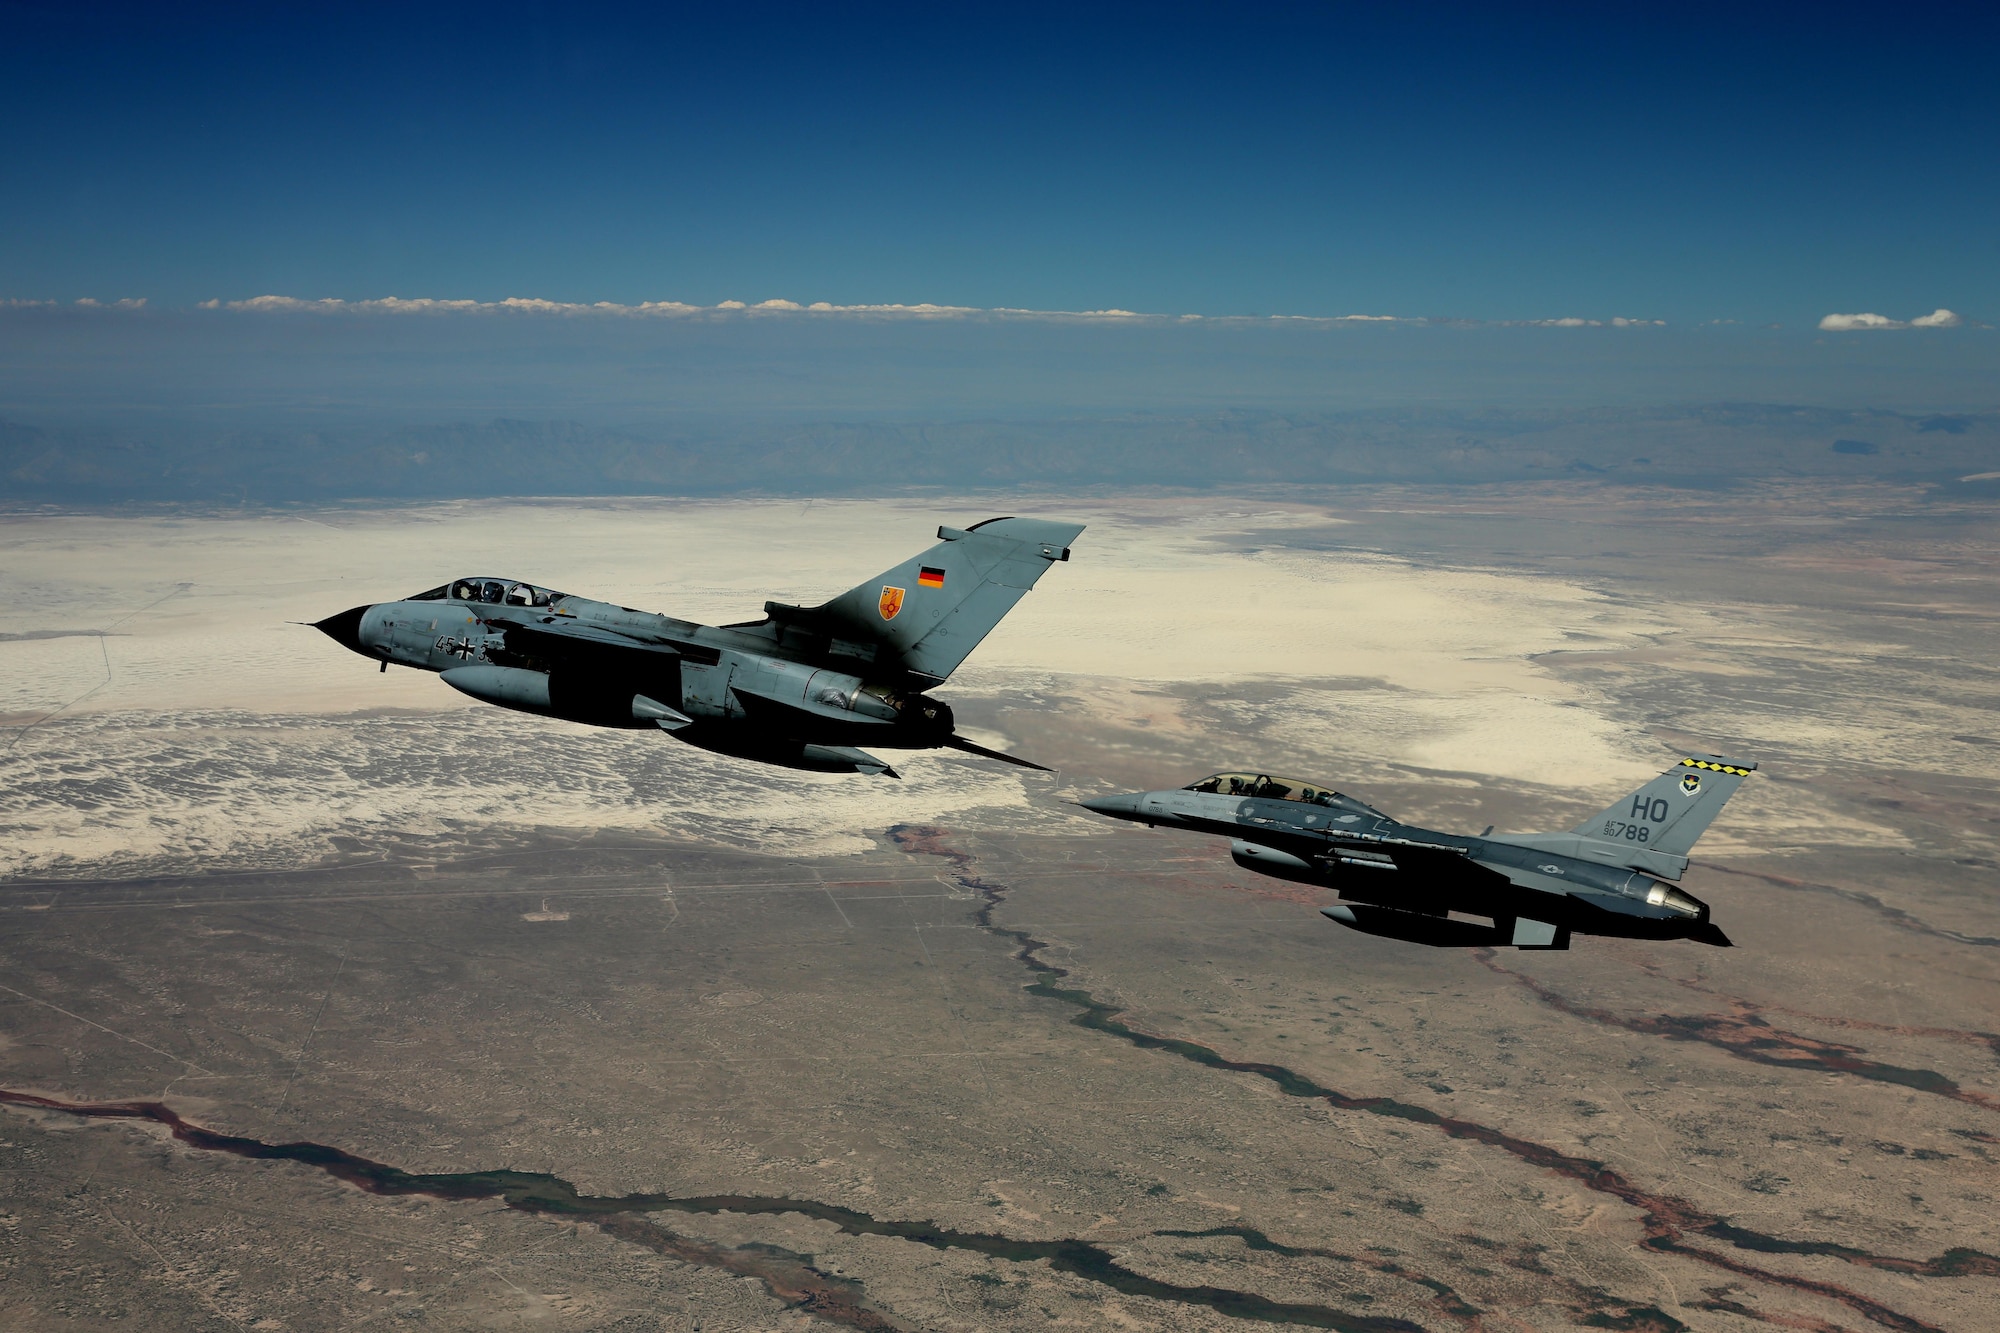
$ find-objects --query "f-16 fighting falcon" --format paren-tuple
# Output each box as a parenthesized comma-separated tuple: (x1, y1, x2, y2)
(313, 516, 1083, 777)
(1081, 756, 1757, 949)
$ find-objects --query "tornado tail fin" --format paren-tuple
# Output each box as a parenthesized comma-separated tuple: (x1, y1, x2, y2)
(806, 517, 1084, 686)
(1574, 755, 1758, 857)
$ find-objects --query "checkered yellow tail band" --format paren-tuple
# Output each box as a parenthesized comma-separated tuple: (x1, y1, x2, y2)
(1680, 757, 1755, 777)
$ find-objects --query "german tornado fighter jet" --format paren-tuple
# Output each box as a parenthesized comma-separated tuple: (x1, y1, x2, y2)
(313, 516, 1083, 777)
(1081, 756, 1757, 949)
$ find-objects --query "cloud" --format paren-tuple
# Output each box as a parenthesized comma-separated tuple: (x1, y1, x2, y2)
(189, 295, 1403, 324)
(1818, 308, 1961, 331)
(806, 301, 978, 318)
(991, 306, 1151, 320)
(72, 297, 147, 308)
(1492, 316, 1666, 328)
(10, 294, 1688, 328)
(225, 294, 484, 313)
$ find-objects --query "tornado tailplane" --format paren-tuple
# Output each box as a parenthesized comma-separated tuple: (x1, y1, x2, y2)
(942, 735, 1054, 771)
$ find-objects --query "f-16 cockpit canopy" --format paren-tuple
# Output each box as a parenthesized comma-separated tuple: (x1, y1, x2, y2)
(1186, 773, 1354, 807)
(407, 579, 567, 608)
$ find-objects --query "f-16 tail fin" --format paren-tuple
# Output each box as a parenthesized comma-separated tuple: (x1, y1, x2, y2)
(769, 517, 1083, 686)
(1573, 755, 1758, 857)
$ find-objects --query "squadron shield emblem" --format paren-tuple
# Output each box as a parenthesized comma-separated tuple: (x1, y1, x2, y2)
(1681, 773, 1702, 794)
(878, 585, 906, 621)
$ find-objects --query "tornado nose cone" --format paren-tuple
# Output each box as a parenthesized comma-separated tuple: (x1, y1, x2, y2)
(1079, 792, 1143, 819)
(314, 605, 375, 658)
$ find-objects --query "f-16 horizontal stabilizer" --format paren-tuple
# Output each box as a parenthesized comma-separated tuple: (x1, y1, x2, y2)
(810, 517, 1085, 687)
(1570, 755, 1758, 859)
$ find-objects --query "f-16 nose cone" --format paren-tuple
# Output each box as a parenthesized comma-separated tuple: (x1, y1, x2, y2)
(1079, 793, 1142, 818)
(314, 604, 375, 658)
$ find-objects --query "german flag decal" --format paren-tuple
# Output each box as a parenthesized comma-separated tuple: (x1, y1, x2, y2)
(918, 565, 946, 588)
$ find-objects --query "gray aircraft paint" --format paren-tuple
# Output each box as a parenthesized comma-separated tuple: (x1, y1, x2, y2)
(1081, 757, 1756, 950)
(315, 516, 1083, 777)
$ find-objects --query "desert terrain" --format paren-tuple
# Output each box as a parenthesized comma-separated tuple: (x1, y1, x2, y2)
(3, 484, 1997, 1331)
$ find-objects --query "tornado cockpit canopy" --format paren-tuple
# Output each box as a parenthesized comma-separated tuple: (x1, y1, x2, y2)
(407, 578, 567, 608)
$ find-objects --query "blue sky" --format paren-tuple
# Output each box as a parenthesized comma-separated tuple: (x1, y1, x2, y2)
(5, 1, 1996, 326)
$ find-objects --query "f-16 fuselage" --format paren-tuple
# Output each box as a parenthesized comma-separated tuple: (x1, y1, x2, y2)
(1082, 759, 1756, 950)
(314, 517, 1084, 777)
